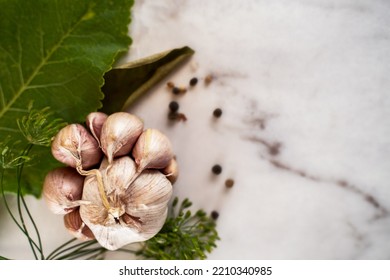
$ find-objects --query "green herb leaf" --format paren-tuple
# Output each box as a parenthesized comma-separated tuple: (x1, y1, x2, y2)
(137, 197, 220, 260)
(0, 0, 134, 196)
(101, 46, 194, 114)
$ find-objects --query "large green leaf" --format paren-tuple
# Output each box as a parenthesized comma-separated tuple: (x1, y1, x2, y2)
(0, 0, 133, 196)
(101, 46, 194, 114)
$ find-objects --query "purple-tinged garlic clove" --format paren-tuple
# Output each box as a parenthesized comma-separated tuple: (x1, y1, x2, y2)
(64, 208, 95, 240)
(51, 124, 102, 169)
(132, 128, 174, 172)
(43, 167, 87, 214)
(79, 167, 172, 250)
(86, 112, 108, 146)
(100, 112, 143, 164)
(161, 157, 179, 184)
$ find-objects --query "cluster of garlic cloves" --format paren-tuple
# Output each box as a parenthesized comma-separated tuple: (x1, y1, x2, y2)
(43, 112, 177, 250)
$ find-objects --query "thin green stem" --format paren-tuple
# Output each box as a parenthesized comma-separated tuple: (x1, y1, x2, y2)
(117, 248, 138, 255)
(66, 248, 106, 260)
(19, 195, 43, 258)
(19, 145, 43, 258)
(49, 240, 97, 260)
(15, 144, 44, 259)
(0, 170, 41, 256)
(46, 238, 77, 260)
(54, 241, 100, 260)
(86, 250, 106, 260)
(182, 218, 203, 231)
(0, 255, 10, 260)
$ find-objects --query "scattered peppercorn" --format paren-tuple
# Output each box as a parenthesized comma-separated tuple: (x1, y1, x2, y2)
(205, 74, 213, 85)
(172, 86, 187, 95)
(211, 164, 222, 175)
(168, 112, 187, 122)
(167, 81, 175, 88)
(169, 101, 179, 112)
(211, 210, 219, 220)
(225, 179, 234, 188)
(172, 87, 181, 95)
(177, 113, 187, 121)
(213, 108, 223, 118)
(189, 77, 198, 86)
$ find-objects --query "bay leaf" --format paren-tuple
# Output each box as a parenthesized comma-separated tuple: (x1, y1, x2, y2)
(101, 46, 195, 114)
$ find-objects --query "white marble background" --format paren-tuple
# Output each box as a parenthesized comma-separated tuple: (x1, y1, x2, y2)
(1, 0, 390, 259)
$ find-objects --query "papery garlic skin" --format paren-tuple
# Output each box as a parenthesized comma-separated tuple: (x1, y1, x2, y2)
(43, 167, 85, 214)
(132, 128, 174, 172)
(86, 112, 108, 146)
(162, 157, 179, 184)
(99, 156, 136, 194)
(79, 157, 172, 250)
(100, 112, 143, 163)
(64, 208, 95, 240)
(51, 124, 102, 169)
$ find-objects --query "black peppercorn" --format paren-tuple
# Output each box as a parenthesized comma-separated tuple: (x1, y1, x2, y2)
(211, 210, 219, 220)
(213, 108, 222, 118)
(169, 101, 179, 112)
(211, 164, 222, 175)
(189, 77, 198, 86)
(172, 87, 181, 95)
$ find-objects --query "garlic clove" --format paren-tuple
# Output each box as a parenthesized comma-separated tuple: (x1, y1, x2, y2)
(64, 208, 95, 240)
(161, 157, 179, 184)
(132, 128, 174, 172)
(51, 124, 102, 169)
(122, 170, 172, 236)
(100, 112, 144, 164)
(99, 156, 136, 194)
(43, 167, 87, 214)
(79, 166, 172, 250)
(86, 112, 108, 146)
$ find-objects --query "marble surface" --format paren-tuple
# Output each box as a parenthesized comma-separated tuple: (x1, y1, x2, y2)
(1, 0, 390, 259)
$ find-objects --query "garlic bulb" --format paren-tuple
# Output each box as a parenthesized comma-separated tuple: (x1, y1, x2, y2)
(132, 128, 173, 172)
(100, 112, 143, 163)
(64, 208, 95, 240)
(86, 112, 108, 145)
(79, 157, 172, 250)
(46, 111, 178, 249)
(43, 167, 87, 214)
(51, 124, 102, 169)
(162, 157, 179, 184)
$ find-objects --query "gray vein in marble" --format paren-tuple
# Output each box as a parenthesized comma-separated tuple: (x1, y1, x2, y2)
(347, 221, 368, 259)
(245, 134, 388, 218)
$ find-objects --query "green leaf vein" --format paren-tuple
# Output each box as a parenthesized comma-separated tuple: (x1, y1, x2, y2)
(0, 7, 91, 119)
